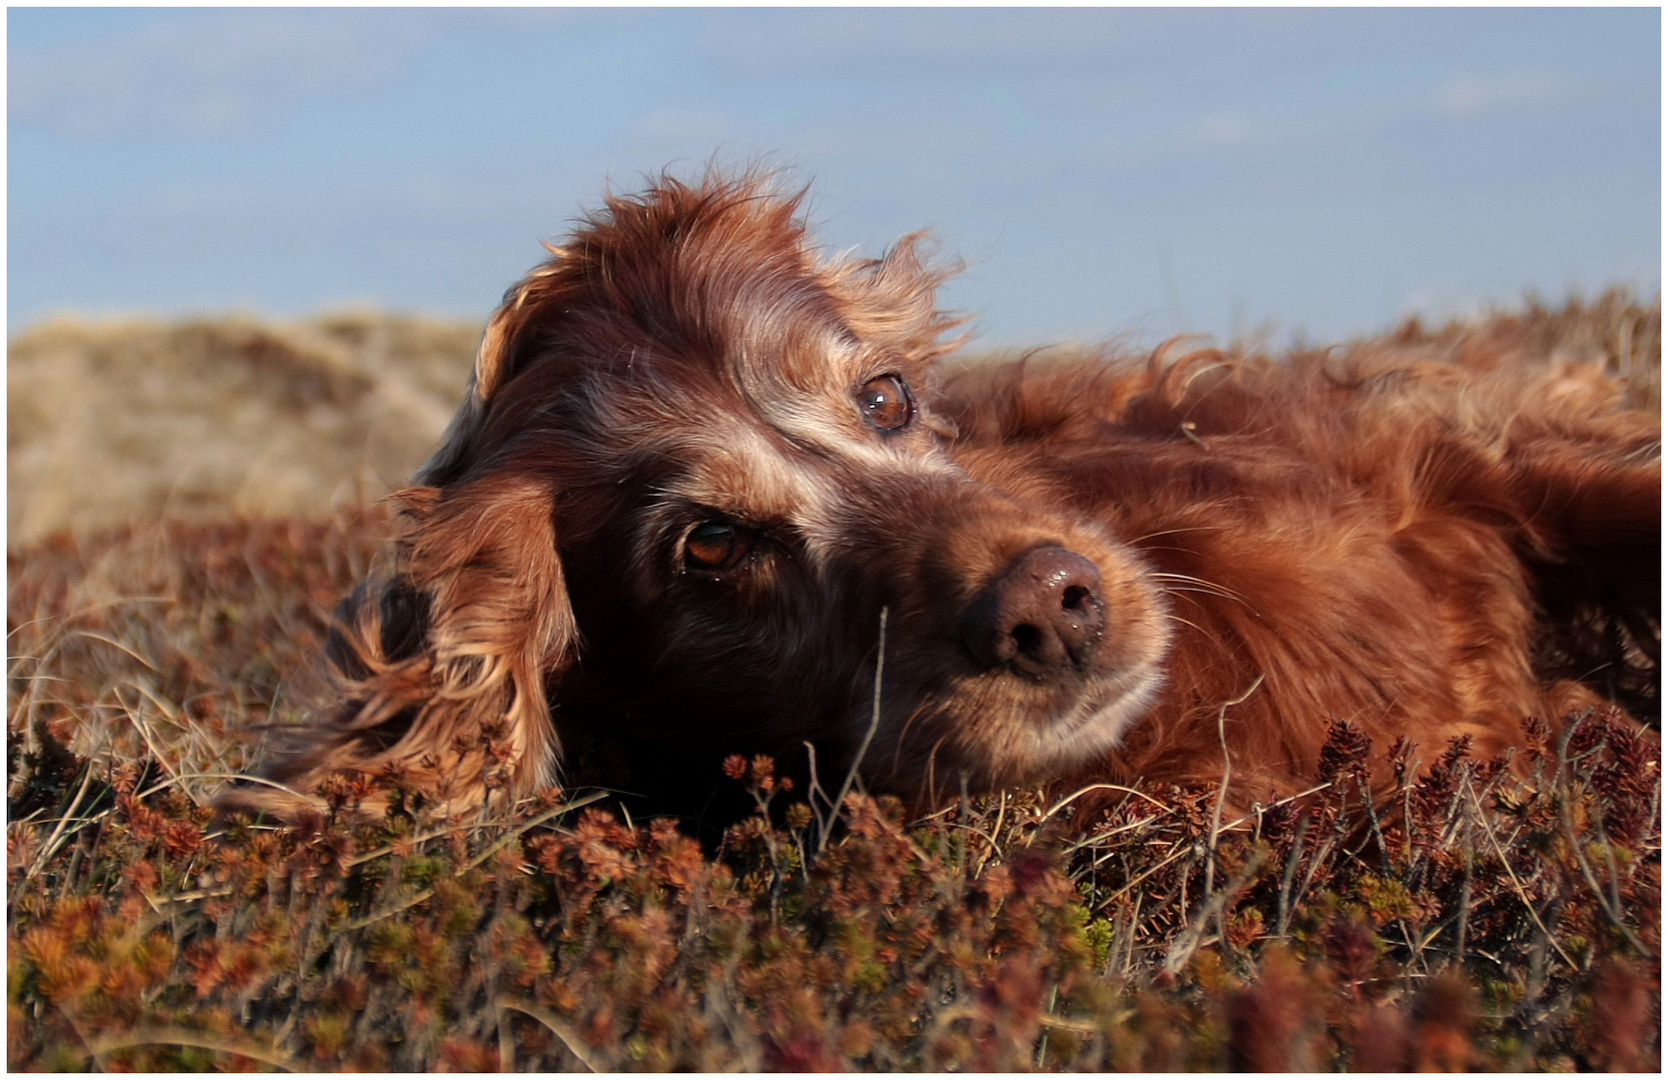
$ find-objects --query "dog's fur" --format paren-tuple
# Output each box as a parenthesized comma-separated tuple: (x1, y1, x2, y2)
(221, 173, 1660, 825)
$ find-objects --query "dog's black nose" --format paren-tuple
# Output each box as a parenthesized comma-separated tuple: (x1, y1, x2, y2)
(962, 546, 1106, 679)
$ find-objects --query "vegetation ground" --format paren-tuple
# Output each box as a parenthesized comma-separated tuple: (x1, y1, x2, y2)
(7, 295, 1660, 1070)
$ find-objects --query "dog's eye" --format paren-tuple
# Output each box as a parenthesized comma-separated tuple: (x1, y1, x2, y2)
(684, 521, 754, 572)
(858, 374, 914, 431)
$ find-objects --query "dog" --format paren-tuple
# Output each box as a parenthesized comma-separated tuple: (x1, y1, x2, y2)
(220, 172, 1660, 827)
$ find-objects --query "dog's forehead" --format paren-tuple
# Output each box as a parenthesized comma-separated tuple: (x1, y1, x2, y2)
(660, 234, 917, 398)
(612, 286, 895, 443)
(656, 415, 842, 521)
(724, 289, 873, 386)
(735, 327, 870, 420)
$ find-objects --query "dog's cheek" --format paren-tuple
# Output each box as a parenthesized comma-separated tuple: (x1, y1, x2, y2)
(326, 579, 433, 671)
(376, 579, 432, 663)
(325, 585, 377, 680)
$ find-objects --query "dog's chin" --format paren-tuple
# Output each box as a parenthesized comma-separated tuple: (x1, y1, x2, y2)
(875, 658, 1169, 802)
(1013, 659, 1169, 777)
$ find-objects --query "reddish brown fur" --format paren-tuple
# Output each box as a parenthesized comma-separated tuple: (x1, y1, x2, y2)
(219, 172, 1660, 825)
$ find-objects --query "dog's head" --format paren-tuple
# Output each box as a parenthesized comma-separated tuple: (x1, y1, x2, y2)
(230, 173, 1170, 821)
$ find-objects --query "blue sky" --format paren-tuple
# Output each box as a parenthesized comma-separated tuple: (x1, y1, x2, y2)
(8, 7, 1661, 348)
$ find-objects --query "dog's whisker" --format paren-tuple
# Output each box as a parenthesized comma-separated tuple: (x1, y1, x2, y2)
(1149, 571, 1248, 599)
(1162, 613, 1212, 638)
(889, 702, 927, 776)
(1149, 573, 1258, 618)
(1126, 524, 1223, 545)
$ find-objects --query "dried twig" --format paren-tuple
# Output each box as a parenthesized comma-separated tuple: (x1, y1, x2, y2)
(1203, 674, 1263, 898)
(1462, 776, 1578, 970)
(819, 607, 888, 855)
(497, 995, 603, 1072)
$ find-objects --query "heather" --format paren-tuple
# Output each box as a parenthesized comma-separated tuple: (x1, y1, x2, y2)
(7, 296, 1662, 1070)
(7, 516, 1661, 1070)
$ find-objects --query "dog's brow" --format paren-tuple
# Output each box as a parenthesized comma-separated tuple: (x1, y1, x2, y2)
(764, 401, 965, 485)
(654, 406, 975, 583)
(664, 419, 843, 525)
(732, 327, 864, 400)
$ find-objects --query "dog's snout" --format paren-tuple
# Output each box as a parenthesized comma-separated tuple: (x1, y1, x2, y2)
(962, 546, 1106, 680)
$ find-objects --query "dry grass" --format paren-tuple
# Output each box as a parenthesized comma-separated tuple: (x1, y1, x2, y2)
(8, 514, 388, 801)
(1384, 288, 1661, 411)
(6, 294, 1661, 1070)
(7, 313, 477, 544)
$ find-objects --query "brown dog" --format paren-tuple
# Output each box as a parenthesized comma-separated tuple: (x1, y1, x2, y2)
(221, 172, 1659, 826)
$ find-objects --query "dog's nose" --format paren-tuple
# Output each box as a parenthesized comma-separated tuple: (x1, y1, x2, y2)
(962, 546, 1106, 679)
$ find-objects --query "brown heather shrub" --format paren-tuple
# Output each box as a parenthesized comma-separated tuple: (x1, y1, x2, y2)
(7, 296, 1662, 1069)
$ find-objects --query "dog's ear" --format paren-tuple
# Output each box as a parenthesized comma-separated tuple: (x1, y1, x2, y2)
(220, 475, 573, 821)
(418, 254, 574, 487)
(219, 248, 579, 822)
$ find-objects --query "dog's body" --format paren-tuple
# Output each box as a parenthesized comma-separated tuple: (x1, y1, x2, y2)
(221, 174, 1659, 826)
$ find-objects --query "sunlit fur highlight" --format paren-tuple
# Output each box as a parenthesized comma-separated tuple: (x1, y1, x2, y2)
(220, 170, 1659, 824)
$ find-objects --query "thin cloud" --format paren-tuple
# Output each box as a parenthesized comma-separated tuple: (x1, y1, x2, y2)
(9, 10, 436, 135)
(693, 8, 1153, 77)
(1432, 72, 1574, 120)
(1185, 113, 1258, 149)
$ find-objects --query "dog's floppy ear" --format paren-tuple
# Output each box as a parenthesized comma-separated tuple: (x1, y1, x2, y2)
(220, 475, 573, 821)
(419, 253, 574, 488)
(218, 256, 579, 822)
